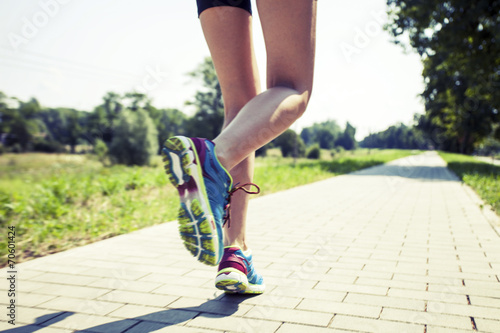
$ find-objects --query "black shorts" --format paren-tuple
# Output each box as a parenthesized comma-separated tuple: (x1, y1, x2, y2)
(197, 0, 252, 17)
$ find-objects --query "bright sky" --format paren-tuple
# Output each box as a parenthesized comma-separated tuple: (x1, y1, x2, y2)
(0, 0, 424, 140)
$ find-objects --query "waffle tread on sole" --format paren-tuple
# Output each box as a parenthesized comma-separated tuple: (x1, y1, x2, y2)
(161, 137, 218, 266)
(162, 137, 192, 187)
(216, 278, 247, 293)
(178, 201, 217, 266)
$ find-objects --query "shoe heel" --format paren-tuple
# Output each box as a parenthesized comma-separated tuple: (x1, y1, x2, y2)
(215, 270, 249, 293)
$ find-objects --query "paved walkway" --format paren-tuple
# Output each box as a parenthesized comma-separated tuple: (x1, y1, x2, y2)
(1, 152, 500, 333)
(475, 156, 500, 166)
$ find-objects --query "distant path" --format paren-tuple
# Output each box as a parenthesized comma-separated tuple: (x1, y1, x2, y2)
(475, 156, 500, 166)
(1, 151, 499, 332)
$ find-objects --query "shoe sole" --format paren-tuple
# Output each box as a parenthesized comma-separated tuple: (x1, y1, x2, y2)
(162, 136, 220, 266)
(215, 269, 265, 294)
(215, 270, 248, 293)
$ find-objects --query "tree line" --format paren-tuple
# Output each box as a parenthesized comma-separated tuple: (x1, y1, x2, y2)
(0, 57, 360, 165)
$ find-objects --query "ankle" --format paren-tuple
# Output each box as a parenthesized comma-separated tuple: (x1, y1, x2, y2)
(224, 239, 248, 252)
(212, 139, 232, 171)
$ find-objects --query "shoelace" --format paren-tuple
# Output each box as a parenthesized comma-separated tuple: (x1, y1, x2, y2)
(223, 183, 260, 228)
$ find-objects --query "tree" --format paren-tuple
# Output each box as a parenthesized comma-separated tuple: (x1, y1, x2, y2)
(360, 122, 430, 149)
(306, 144, 321, 159)
(38, 108, 83, 153)
(300, 120, 342, 148)
(155, 108, 187, 150)
(274, 129, 306, 158)
(108, 109, 159, 166)
(386, 0, 500, 154)
(0, 95, 47, 152)
(185, 57, 224, 140)
(335, 122, 357, 150)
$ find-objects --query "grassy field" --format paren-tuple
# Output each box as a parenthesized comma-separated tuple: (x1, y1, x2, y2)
(439, 152, 500, 214)
(0, 149, 419, 267)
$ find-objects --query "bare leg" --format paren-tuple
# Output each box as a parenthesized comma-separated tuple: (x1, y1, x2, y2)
(213, 0, 317, 171)
(199, 0, 317, 250)
(200, 7, 260, 250)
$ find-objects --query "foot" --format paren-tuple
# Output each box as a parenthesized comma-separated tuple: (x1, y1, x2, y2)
(162, 136, 232, 266)
(215, 246, 265, 294)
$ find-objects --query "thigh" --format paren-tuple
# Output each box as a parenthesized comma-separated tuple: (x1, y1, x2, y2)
(257, 0, 317, 95)
(200, 7, 260, 122)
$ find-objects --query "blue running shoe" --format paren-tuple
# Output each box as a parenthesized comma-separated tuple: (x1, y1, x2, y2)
(215, 246, 265, 294)
(162, 136, 232, 266)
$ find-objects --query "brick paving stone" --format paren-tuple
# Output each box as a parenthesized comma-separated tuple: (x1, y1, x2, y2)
(88, 278, 162, 292)
(276, 323, 348, 332)
(29, 272, 100, 286)
(426, 326, 475, 333)
(124, 322, 223, 332)
(297, 299, 382, 318)
(98, 290, 179, 307)
(330, 315, 424, 332)
(17, 293, 57, 307)
(167, 296, 253, 317)
(474, 318, 500, 333)
(343, 293, 425, 311)
(426, 301, 500, 320)
(107, 304, 165, 318)
(41, 312, 138, 332)
(2, 152, 499, 332)
(34, 284, 111, 299)
(380, 308, 473, 330)
(218, 292, 303, 309)
(5, 306, 67, 325)
(38, 297, 123, 316)
(469, 295, 500, 308)
(0, 323, 73, 332)
(244, 306, 333, 326)
(186, 313, 281, 332)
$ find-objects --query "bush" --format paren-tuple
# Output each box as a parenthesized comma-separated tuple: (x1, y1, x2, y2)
(109, 109, 159, 166)
(274, 129, 306, 158)
(306, 144, 321, 159)
(94, 139, 109, 165)
(256, 144, 268, 157)
(32, 139, 65, 153)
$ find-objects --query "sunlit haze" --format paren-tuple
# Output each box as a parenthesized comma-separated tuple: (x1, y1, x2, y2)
(0, 0, 425, 140)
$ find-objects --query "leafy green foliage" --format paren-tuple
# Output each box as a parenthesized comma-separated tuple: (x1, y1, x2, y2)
(439, 151, 500, 213)
(273, 129, 306, 158)
(387, 0, 500, 154)
(38, 108, 84, 153)
(301, 120, 342, 149)
(361, 122, 430, 149)
(335, 122, 357, 150)
(185, 57, 224, 140)
(306, 144, 321, 159)
(0, 95, 47, 152)
(108, 109, 159, 166)
(93, 139, 108, 164)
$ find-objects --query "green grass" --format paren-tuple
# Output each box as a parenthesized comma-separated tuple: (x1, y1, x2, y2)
(0, 149, 419, 267)
(439, 152, 500, 214)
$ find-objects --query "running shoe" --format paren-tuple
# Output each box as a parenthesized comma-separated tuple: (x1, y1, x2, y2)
(161, 136, 232, 266)
(215, 246, 265, 294)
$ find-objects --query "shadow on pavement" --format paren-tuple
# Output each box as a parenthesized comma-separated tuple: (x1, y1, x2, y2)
(2, 312, 73, 332)
(351, 164, 459, 181)
(9, 294, 257, 333)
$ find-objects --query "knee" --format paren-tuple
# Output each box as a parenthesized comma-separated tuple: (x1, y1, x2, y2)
(267, 77, 313, 116)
